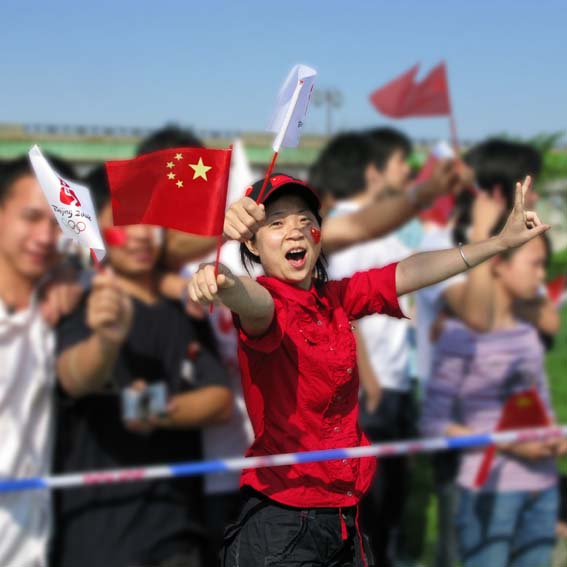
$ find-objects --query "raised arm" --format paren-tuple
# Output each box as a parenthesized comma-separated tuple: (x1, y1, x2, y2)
(443, 190, 507, 331)
(187, 262, 274, 337)
(162, 230, 217, 270)
(222, 160, 467, 254)
(396, 176, 550, 296)
(322, 159, 466, 253)
(57, 270, 133, 398)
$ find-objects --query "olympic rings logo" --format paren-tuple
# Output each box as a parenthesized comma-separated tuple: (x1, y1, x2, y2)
(67, 220, 86, 234)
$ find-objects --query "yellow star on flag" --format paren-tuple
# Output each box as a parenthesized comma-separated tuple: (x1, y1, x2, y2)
(175, 153, 183, 161)
(189, 157, 212, 181)
(166, 161, 175, 169)
(176, 180, 184, 188)
(167, 172, 176, 180)
(516, 397, 533, 408)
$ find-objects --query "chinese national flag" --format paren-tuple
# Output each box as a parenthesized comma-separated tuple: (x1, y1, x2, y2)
(370, 62, 451, 118)
(106, 147, 232, 236)
(474, 388, 551, 487)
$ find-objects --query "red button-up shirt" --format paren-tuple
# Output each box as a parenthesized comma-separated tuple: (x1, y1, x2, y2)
(234, 263, 404, 508)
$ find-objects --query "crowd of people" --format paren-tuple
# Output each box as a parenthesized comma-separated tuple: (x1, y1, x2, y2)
(0, 124, 565, 567)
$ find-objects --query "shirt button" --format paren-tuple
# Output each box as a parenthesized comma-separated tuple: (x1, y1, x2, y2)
(334, 426, 340, 433)
(347, 491, 353, 497)
(316, 320, 322, 326)
(329, 346, 334, 351)
(342, 459, 348, 465)
(336, 395, 342, 401)
(346, 368, 352, 375)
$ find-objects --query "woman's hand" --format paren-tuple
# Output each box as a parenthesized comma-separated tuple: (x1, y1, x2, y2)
(498, 176, 550, 250)
(224, 197, 266, 241)
(187, 263, 237, 306)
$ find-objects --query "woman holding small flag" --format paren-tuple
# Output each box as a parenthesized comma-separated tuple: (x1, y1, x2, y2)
(188, 172, 548, 566)
(420, 191, 566, 567)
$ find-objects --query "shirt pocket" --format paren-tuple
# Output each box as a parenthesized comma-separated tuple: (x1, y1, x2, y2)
(297, 315, 330, 346)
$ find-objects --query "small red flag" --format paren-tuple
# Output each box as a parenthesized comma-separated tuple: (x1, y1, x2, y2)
(547, 274, 567, 307)
(370, 62, 451, 118)
(106, 147, 232, 236)
(474, 388, 551, 487)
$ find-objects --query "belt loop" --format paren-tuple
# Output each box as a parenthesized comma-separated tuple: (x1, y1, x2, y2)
(339, 507, 348, 541)
(355, 505, 369, 567)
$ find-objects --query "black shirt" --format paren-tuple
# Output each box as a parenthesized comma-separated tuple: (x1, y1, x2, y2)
(52, 296, 228, 567)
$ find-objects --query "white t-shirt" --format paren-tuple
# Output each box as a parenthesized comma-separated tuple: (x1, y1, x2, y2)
(185, 240, 257, 495)
(327, 201, 412, 392)
(0, 295, 56, 567)
(415, 224, 465, 387)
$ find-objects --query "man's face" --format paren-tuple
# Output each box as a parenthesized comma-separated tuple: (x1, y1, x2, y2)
(382, 149, 411, 190)
(99, 203, 163, 277)
(0, 175, 60, 282)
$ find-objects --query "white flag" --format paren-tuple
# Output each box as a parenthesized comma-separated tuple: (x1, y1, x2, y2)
(28, 145, 106, 261)
(267, 64, 317, 151)
(227, 139, 255, 208)
(431, 140, 455, 159)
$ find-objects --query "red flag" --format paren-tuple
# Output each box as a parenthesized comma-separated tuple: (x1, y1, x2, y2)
(369, 64, 419, 118)
(474, 388, 551, 487)
(546, 274, 567, 307)
(414, 141, 456, 226)
(106, 147, 232, 236)
(370, 62, 451, 118)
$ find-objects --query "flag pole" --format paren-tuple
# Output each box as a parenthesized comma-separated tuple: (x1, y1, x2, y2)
(90, 249, 102, 272)
(445, 62, 460, 154)
(449, 111, 460, 155)
(211, 146, 234, 314)
(256, 80, 304, 204)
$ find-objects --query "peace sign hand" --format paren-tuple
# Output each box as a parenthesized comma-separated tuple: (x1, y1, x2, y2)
(498, 176, 550, 250)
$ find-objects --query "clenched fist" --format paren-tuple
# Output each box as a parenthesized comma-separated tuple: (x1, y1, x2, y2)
(87, 269, 133, 345)
(187, 262, 237, 306)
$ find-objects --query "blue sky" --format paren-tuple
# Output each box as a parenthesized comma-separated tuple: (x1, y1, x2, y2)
(2, 0, 566, 141)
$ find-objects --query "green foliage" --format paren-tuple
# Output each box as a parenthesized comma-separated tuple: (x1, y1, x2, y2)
(548, 248, 567, 282)
(547, 305, 567, 474)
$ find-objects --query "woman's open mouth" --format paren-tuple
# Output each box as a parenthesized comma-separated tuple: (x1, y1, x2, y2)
(285, 248, 307, 269)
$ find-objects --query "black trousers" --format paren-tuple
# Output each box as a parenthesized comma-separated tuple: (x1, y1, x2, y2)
(220, 488, 374, 567)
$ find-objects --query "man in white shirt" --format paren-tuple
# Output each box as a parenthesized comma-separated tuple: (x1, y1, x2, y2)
(0, 156, 81, 567)
(319, 129, 417, 567)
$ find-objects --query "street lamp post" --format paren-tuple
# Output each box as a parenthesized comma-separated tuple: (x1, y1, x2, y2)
(312, 88, 343, 136)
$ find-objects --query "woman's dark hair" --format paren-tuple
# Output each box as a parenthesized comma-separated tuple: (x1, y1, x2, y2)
(453, 138, 542, 246)
(239, 186, 328, 285)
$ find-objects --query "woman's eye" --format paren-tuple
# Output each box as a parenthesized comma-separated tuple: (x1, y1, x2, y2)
(270, 220, 282, 228)
(300, 217, 311, 224)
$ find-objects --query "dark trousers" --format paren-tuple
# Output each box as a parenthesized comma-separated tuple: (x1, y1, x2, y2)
(358, 388, 416, 567)
(203, 491, 240, 566)
(220, 487, 374, 567)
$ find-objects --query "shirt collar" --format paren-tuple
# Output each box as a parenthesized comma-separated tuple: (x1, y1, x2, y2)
(258, 276, 329, 311)
(0, 292, 40, 332)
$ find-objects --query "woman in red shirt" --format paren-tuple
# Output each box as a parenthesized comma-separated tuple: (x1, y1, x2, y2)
(189, 173, 547, 567)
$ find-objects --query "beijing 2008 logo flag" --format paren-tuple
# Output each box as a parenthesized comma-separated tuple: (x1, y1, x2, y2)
(28, 145, 106, 261)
